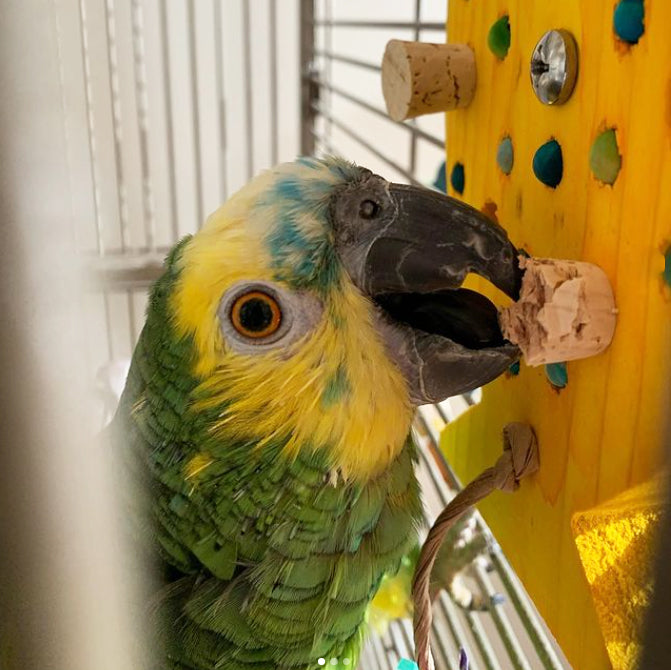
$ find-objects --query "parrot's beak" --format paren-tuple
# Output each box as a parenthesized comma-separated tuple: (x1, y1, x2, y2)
(335, 180, 522, 404)
(361, 184, 522, 300)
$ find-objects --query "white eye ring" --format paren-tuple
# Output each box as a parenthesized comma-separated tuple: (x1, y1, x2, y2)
(218, 281, 323, 354)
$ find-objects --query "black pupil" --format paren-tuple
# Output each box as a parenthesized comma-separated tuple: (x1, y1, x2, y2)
(239, 297, 274, 332)
(360, 199, 379, 219)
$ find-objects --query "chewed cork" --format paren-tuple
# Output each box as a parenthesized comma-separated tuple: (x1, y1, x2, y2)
(499, 257, 617, 366)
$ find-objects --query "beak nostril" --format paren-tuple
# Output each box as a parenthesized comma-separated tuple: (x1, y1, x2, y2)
(359, 199, 381, 220)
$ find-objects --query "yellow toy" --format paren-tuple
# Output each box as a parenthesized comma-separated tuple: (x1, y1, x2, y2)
(436, 2, 671, 668)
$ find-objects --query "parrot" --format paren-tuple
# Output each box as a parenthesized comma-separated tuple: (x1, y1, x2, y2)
(111, 156, 522, 670)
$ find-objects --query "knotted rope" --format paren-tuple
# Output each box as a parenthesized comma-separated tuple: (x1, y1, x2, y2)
(412, 423, 540, 670)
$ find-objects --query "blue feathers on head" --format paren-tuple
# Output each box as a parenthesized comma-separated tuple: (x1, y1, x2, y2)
(257, 156, 364, 292)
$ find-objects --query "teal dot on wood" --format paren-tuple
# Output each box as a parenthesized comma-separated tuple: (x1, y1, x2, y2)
(398, 660, 419, 670)
(450, 162, 465, 194)
(488, 15, 511, 59)
(533, 139, 563, 188)
(433, 160, 447, 193)
(497, 136, 514, 174)
(614, 0, 644, 44)
(545, 362, 568, 389)
(590, 129, 622, 185)
(664, 247, 671, 288)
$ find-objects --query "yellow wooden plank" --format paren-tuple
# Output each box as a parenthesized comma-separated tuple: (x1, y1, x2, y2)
(441, 2, 671, 668)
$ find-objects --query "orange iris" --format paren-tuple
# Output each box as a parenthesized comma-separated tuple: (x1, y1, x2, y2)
(230, 290, 282, 338)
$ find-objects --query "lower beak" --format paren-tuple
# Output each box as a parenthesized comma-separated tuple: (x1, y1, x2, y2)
(363, 184, 522, 404)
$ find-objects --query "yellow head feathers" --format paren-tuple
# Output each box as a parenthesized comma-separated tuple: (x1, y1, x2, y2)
(169, 158, 414, 482)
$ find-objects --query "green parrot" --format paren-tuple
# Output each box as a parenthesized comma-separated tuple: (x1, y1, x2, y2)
(112, 157, 521, 669)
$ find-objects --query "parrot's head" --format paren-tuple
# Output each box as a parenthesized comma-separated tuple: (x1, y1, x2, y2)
(168, 157, 520, 480)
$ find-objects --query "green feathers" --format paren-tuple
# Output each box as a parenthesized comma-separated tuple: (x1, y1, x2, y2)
(112, 158, 427, 669)
(112, 238, 422, 670)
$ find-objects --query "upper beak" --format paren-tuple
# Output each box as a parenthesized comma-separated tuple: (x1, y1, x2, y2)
(364, 184, 522, 300)
(340, 182, 522, 404)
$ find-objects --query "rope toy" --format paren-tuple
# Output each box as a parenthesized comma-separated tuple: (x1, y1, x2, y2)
(412, 423, 540, 670)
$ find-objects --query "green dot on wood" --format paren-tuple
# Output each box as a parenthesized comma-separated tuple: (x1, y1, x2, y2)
(488, 16, 511, 59)
(590, 129, 622, 185)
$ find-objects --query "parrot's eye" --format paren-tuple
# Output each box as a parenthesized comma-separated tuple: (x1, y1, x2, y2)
(230, 291, 282, 338)
(218, 281, 323, 354)
(359, 199, 381, 220)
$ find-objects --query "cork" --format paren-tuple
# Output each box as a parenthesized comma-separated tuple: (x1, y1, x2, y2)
(499, 257, 617, 366)
(381, 40, 476, 121)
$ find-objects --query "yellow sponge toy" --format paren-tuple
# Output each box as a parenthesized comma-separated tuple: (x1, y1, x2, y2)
(571, 475, 668, 670)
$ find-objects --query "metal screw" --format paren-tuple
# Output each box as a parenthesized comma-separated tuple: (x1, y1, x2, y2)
(530, 29, 579, 105)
